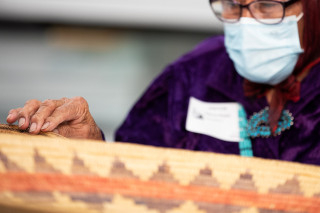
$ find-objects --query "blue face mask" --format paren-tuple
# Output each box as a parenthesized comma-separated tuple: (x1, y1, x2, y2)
(224, 14, 304, 85)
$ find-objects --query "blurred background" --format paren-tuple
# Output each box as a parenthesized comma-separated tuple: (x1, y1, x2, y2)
(0, 0, 223, 140)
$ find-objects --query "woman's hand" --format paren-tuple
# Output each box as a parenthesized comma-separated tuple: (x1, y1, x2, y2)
(6, 97, 103, 140)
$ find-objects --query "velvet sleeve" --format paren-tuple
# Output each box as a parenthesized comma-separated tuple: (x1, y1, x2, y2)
(115, 66, 179, 148)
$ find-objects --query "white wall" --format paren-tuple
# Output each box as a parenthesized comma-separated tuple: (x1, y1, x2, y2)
(0, 0, 222, 31)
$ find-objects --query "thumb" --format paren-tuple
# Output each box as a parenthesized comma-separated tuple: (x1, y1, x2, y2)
(53, 124, 80, 138)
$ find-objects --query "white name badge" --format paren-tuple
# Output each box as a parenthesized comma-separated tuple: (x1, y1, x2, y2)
(186, 97, 241, 142)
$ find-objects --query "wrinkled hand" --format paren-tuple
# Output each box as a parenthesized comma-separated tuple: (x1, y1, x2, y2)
(6, 97, 103, 140)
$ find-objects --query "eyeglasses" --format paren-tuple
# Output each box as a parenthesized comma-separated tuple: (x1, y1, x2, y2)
(209, 0, 300, 24)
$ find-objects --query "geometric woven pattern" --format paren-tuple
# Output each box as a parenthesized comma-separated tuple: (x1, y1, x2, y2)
(0, 124, 320, 213)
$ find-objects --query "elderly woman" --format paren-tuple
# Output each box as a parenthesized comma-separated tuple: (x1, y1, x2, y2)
(6, 0, 320, 165)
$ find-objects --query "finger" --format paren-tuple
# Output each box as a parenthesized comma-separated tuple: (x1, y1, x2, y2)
(53, 123, 91, 139)
(52, 124, 74, 138)
(29, 99, 67, 134)
(41, 101, 82, 132)
(6, 108, 22, 124)
(17, 99, 42, 130)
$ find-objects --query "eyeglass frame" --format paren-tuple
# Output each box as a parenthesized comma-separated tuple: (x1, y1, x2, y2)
(209, 0, 301, 25)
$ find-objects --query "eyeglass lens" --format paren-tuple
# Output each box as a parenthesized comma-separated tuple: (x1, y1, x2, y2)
(210, 0, 284, 24)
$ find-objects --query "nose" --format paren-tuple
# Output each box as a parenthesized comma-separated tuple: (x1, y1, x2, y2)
(240, 6, 253, 18)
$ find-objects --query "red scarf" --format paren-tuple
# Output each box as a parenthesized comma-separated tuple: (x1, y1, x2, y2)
(243, 58, 320, 135)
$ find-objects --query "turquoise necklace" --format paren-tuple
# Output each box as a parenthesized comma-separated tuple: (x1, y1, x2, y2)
(247, 107, 294, 138)
(238, 106, 294, 157)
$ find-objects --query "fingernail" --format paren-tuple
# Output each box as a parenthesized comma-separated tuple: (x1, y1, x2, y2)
(18, 118, 25, 127)
(41, 122, 50, 130)
(29, 123, 37, 132)
(53, 129, 59, 134)
(6, 114, 12, 120)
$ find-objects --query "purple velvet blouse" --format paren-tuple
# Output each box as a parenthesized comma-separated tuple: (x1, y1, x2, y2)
(115, 35, 320, 166)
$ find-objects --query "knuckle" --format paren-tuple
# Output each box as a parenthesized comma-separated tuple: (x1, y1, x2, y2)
(42, 99, 55, 107)
(60, 97, 69, 102)
(30, 113, 43, 123)
(73, 96, 85, 102)
(73, 96, 88, 107)
(41, 99, 54, 106)
(25, 99, 39, 106)
(17, 109, 26, 117)
(9, 109, 17, 114)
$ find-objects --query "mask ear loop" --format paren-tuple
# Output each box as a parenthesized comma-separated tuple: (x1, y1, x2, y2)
(296, 12, 304, 51)
(296, 12, 304, 21)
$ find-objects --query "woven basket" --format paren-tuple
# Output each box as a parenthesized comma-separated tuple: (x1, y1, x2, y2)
(0, 124, 319, 213)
